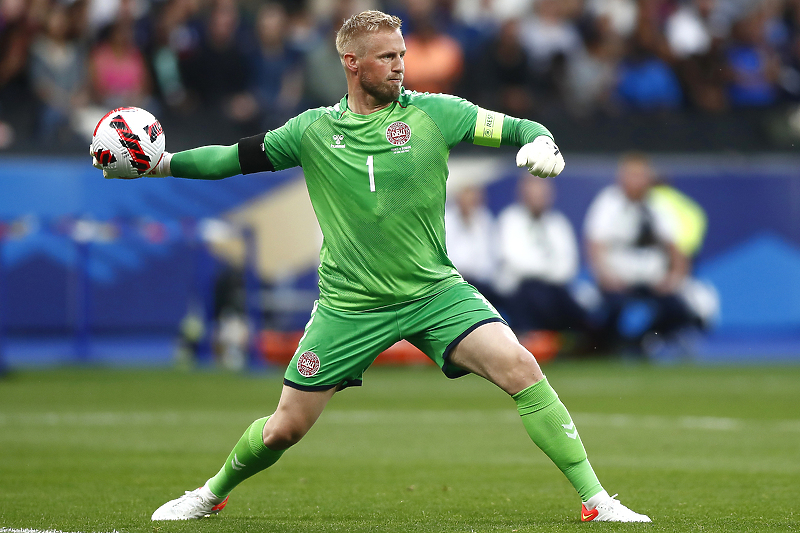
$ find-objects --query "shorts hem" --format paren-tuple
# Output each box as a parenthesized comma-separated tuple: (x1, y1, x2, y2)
(283, 378, 363, 392)
(441, 317, 506, 379)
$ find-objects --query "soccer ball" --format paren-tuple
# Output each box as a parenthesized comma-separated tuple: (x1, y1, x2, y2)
(91, 107, 165, 178)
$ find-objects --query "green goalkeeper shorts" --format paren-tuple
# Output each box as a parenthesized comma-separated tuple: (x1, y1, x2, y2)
(283, 282, 505, 391)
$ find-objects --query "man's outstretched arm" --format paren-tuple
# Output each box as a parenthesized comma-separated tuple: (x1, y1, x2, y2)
(95, 133, 275, 180)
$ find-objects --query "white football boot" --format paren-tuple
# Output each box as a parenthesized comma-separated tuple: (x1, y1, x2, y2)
(151, 485, 228, 520)
(581, 491, 651, 522)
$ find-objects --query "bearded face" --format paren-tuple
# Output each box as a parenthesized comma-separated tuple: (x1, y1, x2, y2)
(354, 29, 405, 105)
(359, 67, 403, 103)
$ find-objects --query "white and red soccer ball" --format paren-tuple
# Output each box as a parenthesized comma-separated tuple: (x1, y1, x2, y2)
(91, 107, 165, 178)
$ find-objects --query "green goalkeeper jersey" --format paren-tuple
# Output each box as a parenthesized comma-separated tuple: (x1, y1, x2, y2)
(171, 89, 554, 311)
(262, 90, 551, 311)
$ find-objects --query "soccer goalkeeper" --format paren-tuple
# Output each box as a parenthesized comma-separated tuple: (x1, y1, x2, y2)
(94, 10, 650, 523)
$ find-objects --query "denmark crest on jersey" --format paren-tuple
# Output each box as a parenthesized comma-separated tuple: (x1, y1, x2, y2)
(386, 121, 411, 146)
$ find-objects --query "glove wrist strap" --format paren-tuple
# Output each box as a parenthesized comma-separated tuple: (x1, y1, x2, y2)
(150, 152, 173, 177)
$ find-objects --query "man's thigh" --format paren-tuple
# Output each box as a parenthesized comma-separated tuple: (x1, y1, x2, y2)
(401, 282, 506, 378)
(448, 321, 544, 395)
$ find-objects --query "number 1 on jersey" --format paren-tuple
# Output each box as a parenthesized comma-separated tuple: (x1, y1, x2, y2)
(366, 155, 375, 192)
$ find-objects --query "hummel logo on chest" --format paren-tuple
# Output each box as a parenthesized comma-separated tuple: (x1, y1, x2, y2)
(331, 134, 345, 149)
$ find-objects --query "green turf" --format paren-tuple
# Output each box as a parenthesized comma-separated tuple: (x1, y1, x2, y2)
(1, 362, 799, 532)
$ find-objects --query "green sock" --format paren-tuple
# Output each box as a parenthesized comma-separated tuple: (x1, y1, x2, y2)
(514, 378, 603, 502)
(206, 417, 285, 498)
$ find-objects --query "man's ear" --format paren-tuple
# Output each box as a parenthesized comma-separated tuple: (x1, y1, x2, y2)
(343, 52, 358, 75)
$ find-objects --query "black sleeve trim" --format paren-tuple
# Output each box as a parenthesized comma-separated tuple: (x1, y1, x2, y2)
(238, 133, 275, 174)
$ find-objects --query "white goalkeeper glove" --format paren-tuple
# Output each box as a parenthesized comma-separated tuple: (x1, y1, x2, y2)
(90, 147, 172, 179)
(146, 151, 173, 177)
(516, 136, 565, 178)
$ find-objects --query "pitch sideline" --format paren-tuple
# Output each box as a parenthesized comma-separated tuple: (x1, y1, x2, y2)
(0, 529, 121, 533)
(1, 410, 799, 433)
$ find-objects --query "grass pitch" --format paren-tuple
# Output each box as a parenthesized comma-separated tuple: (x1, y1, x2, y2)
(1, 361, 798, 532)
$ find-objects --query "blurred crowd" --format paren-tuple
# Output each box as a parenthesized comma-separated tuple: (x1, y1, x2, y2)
(2, 0, 800, 150)
(446, 152, 719, 358)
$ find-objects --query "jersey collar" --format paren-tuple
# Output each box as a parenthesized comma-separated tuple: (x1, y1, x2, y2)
(337, 93, 402, 120)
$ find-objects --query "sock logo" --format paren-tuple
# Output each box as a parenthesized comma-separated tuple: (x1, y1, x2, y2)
(231, 453, 246, 471)
(562, 421, 579, 439)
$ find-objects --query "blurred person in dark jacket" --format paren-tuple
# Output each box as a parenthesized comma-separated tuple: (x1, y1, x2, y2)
(181, 0, 258, 129)
(249, 2, 303, 130)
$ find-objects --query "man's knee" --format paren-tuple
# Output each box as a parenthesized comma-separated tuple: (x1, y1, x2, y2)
(504, 344, 543, 384)
(262, 418, 309, 450)
(482, 341, 544, 396)
(261, 385, 334, 450)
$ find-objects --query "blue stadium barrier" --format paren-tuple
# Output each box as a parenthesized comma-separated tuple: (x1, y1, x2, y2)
(0, 154, 799, 365)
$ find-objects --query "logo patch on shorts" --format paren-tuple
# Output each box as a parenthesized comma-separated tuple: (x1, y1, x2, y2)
(297, 351, 320, 377)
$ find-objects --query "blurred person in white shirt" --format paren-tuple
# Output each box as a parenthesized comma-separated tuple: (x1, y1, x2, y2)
(584, 152, 698, 351)
(445, 184, 501, 306)
(666, 0, 720, 59)
(496, 174, 590, 334)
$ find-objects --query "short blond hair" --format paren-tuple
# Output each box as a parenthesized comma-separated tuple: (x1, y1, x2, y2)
(335, 10, 402, 60)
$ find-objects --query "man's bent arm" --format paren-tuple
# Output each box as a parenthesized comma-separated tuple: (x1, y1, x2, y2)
(501, 116, 554, 147)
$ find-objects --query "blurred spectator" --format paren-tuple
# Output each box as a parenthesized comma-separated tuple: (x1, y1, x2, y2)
(250, 2, 303, 129)
(453, 0, 535, 23)
(0, 0, 44, 89)
(615, 2, 683, 110)
(147, 0, 202, 110)
(2, 0, 800, 151)
(211, 265, 248, 370)
(89, 18, 153, 110)
(518, 0, 583, 78)
(466, 18, 535, 116)
(586, 0, 638, 41)
(301, 0, 353, 108)
(649, 180, 719, 330)
(584, 153, 699, 352)
(0, 0, 48, 148)
(86, 0, 150, 37)
(496, 175, 589, 334)
(667, 0, 729, 112)
(29, 3, 89, 143)
(215, 308, 249, 371)
(402, 0, 464, 94)
(181, 0, 257, 128)
(782, 0, 800, 100)
(564, 15, 622, 116)
(725, 4, 782, 107)
(666, 0, 725, 59)
(444, 184, 498, 305)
